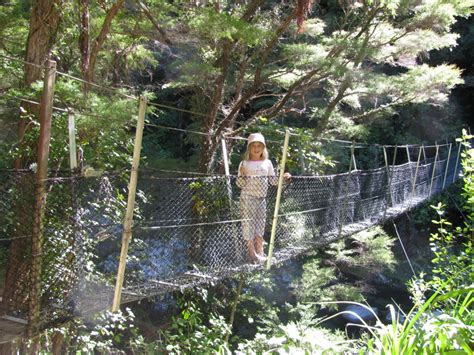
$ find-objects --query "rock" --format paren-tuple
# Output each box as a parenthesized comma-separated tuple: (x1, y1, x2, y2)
(342, 304, 379, 323)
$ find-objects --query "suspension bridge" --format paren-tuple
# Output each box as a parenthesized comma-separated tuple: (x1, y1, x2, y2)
(0, 55, 465, 343)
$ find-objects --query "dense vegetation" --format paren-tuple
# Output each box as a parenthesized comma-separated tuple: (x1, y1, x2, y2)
(0, 0, 473, 353)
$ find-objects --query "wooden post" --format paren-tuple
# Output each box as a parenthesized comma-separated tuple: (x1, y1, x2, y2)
(28, 59, 56, 337)
(442, 143, 452, 190)
(266, 130, 290, 270)
(68, 110, 78, 170)
(452, 142, 462, 183)
(221, 137, 240, 260)
(406, 145, 414, 205)
(392, 146, 398, 170)
(411, 145, 423, 202)
(382, 145, 397, 220)
(221, 138, 232, 200)
(351, 145, 357, 171)
(112, 96, 147, 312)
(429, 142, 440, 197)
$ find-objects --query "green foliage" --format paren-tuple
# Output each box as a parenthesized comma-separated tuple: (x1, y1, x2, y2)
(188, 7, 269, 46)
(296, 255, 364, 309)
(343, 227, 397, 270)
(428, 131, 474, 296)
(154, 288, 232, 353)
(296, 227, 397, 309)
(236, 303, 351, 354)
(356, 130, 474, 353)
(357, 286, 474, 354)
(189, 180, 229, 218)
(43, 308, 146, 353)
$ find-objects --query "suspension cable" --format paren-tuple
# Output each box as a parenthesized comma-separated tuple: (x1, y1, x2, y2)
(392, 221, 417, 278)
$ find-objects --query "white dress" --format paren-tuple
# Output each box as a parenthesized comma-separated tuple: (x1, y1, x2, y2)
(237, 159, 275, 240)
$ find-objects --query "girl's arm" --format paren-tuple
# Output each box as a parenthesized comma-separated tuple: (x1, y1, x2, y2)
(269, 160, 291, 186)
(236, 161, 246, 188)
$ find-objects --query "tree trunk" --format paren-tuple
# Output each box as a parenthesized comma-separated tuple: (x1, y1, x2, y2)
(51, 331, 64, 355)
(24, 0, 62, 86)
(1, 0, 62, 327)
(198, 38, 232, 173)
(84, 0, 125, 85)
(78, 0, 90, 81)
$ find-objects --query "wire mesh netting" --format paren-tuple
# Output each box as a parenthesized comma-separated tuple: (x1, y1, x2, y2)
(0, 138, 463, 338)
(1, 53, 465, 344)
(0, 171, 129, 326)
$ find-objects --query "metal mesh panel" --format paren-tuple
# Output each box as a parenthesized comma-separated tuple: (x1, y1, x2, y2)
(356, 168, 388, 224)
(0, 144, 464, 338)
(390, 163, 413, 209)
(0, 170, 35, 318)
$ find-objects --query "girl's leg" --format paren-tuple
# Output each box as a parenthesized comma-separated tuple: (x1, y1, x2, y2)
(241, 195, 258, 263)
(254, 198, 266, 260)
(246, 239, 258, 263)
(255, 236, 265, 257)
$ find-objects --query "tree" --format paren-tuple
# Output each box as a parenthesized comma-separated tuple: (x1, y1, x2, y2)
(80, 0, 126, 86)
(150, 0, 471, 172)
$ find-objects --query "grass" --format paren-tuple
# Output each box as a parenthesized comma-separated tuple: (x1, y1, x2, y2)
(311, 283, 474, 354)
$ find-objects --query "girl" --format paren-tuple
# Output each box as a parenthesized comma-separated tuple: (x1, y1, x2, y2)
(237, 133, 291, 263)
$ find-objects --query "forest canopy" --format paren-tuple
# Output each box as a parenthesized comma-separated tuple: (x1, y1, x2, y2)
(0, 0, 472, 170)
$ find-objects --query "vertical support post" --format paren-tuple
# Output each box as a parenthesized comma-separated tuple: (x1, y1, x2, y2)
(406, 145, 414, 205)
(411, 145, 423, 202)
(28, 60, 56, 337)
(382, 145, 397, 220)
(338, 142, 355, 237)
(221, 137, 233, 201)
(221, 137, 240, 261)
(112, 96, 147, 312)
(351, 144, 357, 171)
(266, 130, 290, 270)
(452, 142, 462, 183)
(429, 142, 440, 197)
(422, 145, 427, 163)
(392, 145, 398, 170)
(442, 143, 452, 189)
(68, 110, 78, 170)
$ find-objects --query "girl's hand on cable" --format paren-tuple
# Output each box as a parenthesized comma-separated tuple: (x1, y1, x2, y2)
(283, 172, 292, 180)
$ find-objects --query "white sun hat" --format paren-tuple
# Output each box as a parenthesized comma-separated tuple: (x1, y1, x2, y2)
(247, 133, 266, 146)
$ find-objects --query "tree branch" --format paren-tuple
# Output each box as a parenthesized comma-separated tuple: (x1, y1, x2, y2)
(135, 0, 172, 45)
(86, 0, 125, 83)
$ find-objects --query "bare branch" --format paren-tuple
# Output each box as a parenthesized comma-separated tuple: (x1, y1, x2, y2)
(86, 0, 125, 84)
(135, 0, 172, 45)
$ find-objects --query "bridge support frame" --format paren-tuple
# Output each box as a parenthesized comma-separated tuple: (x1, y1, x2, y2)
(112, 96, 147, 312)
(453, 142, 462, 183)
(429, 142, 440, 197)
(67, 109, 78, 170)
(266, 130, 290, 270)
(382, 145, 397, 221)
(411, 145, 423, 204)
(29, 59, 57, 338)
(442, 143, 452, 190)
